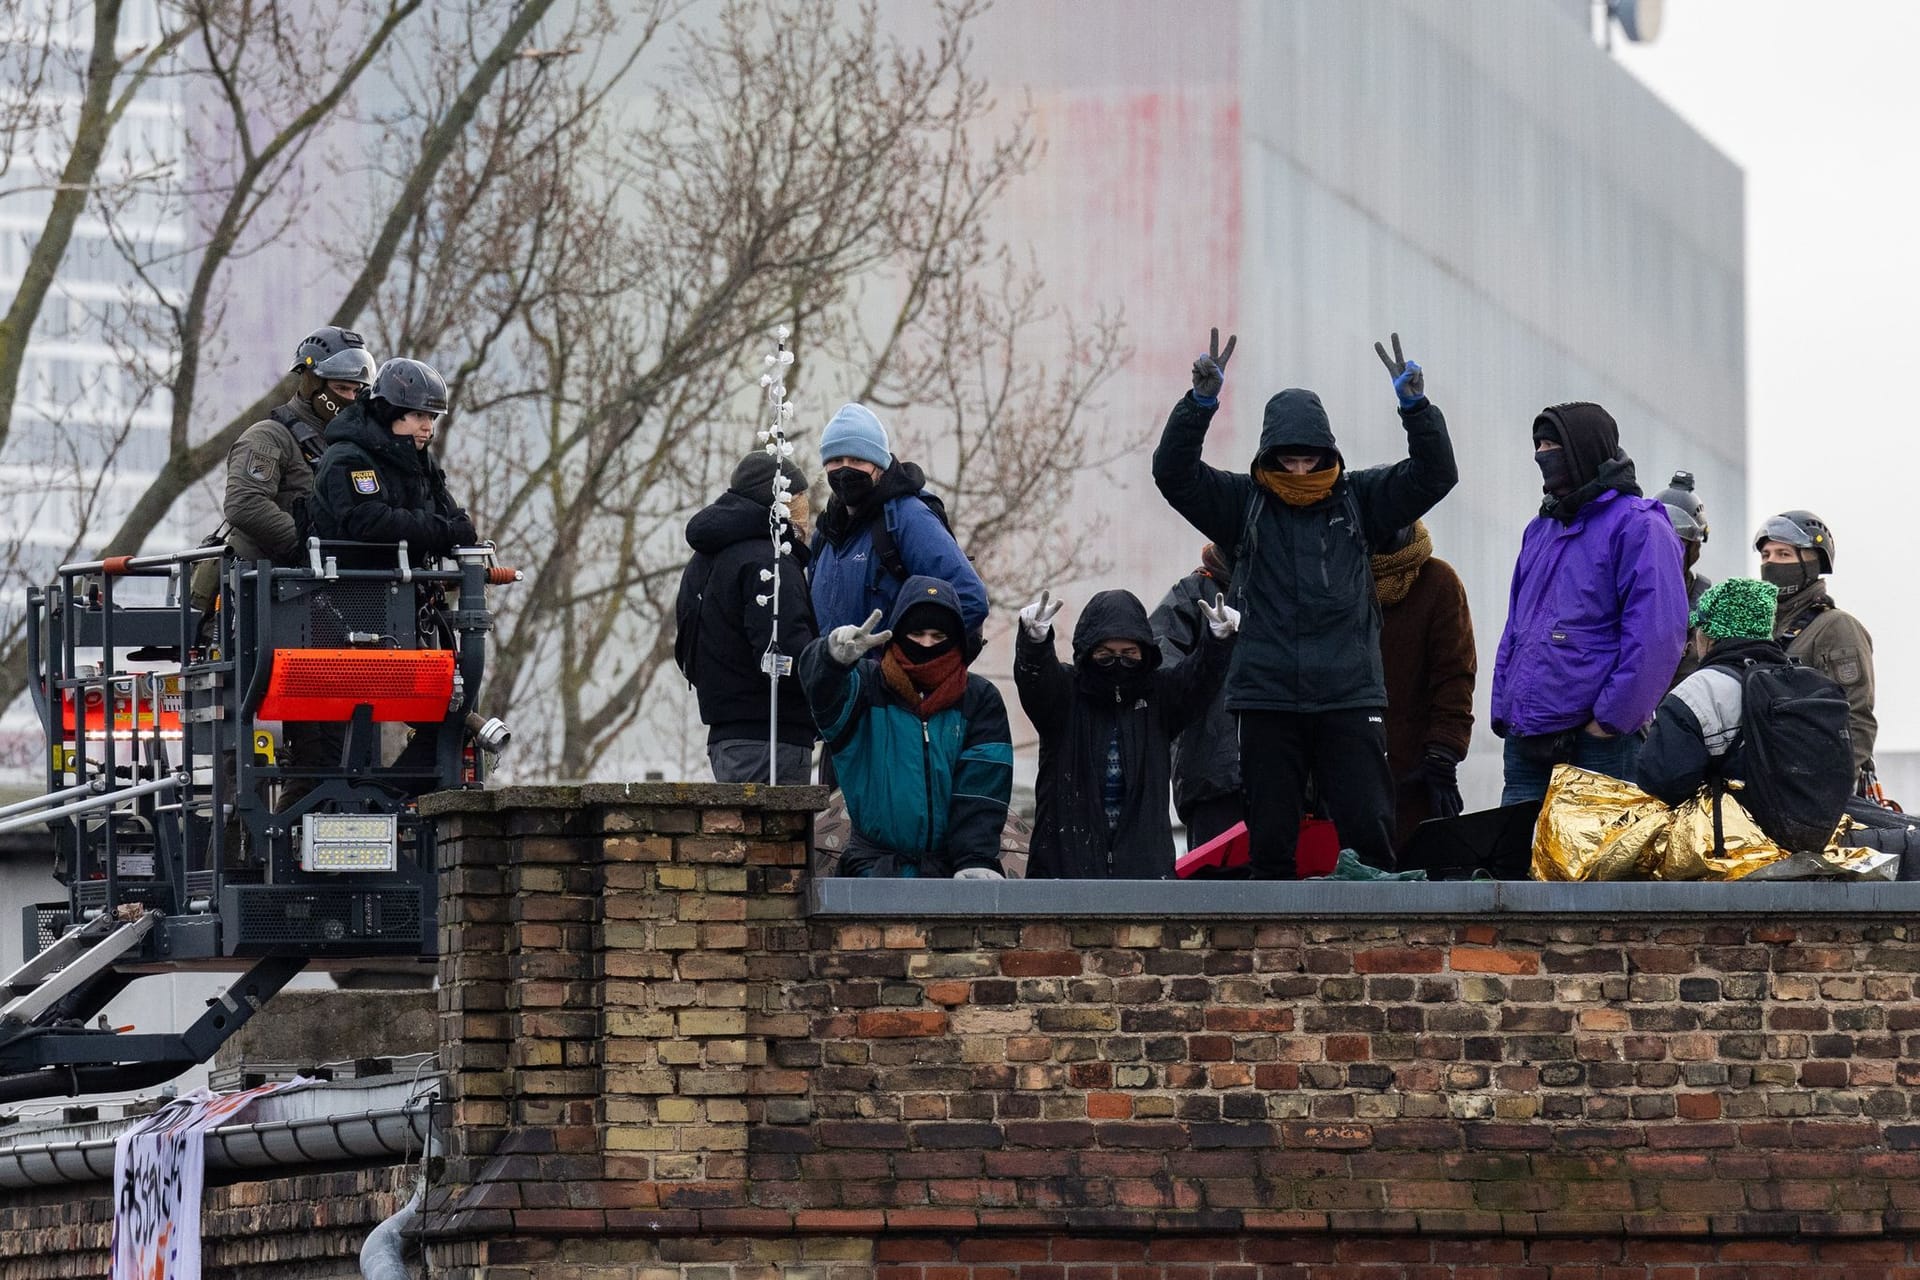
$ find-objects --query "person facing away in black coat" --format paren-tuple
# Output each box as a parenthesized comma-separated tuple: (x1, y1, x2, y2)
(675, 451, 819, 785)
(1015, 586, 1237, 879)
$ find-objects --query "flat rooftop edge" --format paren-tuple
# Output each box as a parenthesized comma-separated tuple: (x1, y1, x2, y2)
(807, 877, 1920, 917)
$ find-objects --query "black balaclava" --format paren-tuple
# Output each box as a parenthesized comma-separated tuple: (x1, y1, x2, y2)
(1761, 558, 1820, 601)
(1532, 403, 1620, 493)
(893, 600, 958, 663)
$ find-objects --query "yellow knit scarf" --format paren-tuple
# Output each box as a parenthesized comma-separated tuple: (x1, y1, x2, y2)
(1370, 521, 1432, 607)
(1255, 463, 1342, 507)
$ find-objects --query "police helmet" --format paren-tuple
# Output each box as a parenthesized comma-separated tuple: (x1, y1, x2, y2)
(290, 325, 376, 387)
(1753, 510, 1834, 576)
(370, 358, 449, 416)
(1654, 470, 1708, 545)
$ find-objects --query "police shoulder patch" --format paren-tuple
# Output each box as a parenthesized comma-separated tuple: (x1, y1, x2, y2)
(351, 469, 379, 495)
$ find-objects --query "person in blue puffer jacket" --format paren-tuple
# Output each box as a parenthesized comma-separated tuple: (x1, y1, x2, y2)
(809, 403, 989, 642)
(800, 576, 1013, 879)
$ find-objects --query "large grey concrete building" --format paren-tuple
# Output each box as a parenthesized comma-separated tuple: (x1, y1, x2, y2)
(866, 0, 1747, 808)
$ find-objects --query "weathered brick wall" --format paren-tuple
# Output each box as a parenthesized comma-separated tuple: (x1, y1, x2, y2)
(416, 785, 1920, 1280)
(0, 1167, 408, 1280)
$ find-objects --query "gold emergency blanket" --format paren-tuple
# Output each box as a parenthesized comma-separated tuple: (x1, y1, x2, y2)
(1530, 766, 1671, 882)
(1531, 765, 1896, 882)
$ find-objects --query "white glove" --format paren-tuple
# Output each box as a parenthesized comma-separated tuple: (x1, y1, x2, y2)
(827, 608, 892, 665)
(1200, 593, 1240, 639)
(954, 866, 1004, 880)
(1018, 589, 1063, 642)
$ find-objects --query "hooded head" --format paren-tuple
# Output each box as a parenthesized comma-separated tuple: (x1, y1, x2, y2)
(1532, 402, 1621, 494)
(887, 575, 966, 664)
(1071, 589, 1161, 694)
(1690, 577, 1778, 643)
(1253, 389, 1341, 473)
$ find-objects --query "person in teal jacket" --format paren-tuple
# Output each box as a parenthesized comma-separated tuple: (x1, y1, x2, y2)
(800, 575, 1013, 878)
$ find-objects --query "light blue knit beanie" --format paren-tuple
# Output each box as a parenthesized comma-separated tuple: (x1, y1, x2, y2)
(819, 403, 892, 470)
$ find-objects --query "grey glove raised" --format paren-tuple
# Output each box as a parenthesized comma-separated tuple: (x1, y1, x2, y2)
(1191, 326, 1237, 400)
(827, 608, 891, 665)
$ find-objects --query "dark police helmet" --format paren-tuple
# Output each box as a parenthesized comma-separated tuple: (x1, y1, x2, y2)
(290, 326, 376, 387)
(1753, 510, 1835, 576)
(1654, 470, 1708, 545)
(370, 358, 449, 416)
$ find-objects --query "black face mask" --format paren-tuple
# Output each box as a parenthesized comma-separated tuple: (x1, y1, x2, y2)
(1682, 541, 1702, 573)
(1534, 447, 1573, 495)
(827, 467, 876, 505)
(310, 387, 347, 424)
(895, 636, 954, 664)
(1761, 559, 1818, 600)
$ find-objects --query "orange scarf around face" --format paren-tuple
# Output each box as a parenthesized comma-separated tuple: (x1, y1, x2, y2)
(1256, 462, 1343, 507)
(879, 646, 968, 719)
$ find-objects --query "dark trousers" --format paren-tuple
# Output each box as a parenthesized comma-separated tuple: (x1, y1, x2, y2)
(1238, 709, 1396, 878)
(1181, 793, 1246, 853)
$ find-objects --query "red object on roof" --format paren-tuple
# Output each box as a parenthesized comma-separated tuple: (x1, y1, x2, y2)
(1174, 818, 1340, 879)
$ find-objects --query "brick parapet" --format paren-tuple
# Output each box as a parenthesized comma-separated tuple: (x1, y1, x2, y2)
(419, 785, 1920, 1276)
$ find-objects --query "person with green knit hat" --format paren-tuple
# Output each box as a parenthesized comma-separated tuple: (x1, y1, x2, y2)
(1638, 577, 1849, 806)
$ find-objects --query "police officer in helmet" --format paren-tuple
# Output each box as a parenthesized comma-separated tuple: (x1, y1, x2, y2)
(310, 357, 477, 566)
(1655, 470, 1712, 688)
(1755, 510, 1877, 777)
(192, 326, 377, 613)
(303, 358, 480, 783)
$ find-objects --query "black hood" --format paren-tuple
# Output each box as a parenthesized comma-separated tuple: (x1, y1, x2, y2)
(1532, 402, 1621, 493)
(686, 490, 805, 560)
(1254, 389, 1342, 470)
(818, 458, 928, 547)
(885, 573, 965, 638)
(1070, 589, 1162, 673)
(325, 398, 425, 473)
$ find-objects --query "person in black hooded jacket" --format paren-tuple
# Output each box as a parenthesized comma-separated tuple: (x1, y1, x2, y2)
(1015, 586, 1236, 879)
(1149, 544, 1245, 850)
(1152, 330, 1458, 879)
(675, 452, 818, 784)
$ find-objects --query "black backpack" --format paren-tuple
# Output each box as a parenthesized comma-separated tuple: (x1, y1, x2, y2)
(1717, 658, 1853, 852)
(868, 491, 956, 582)
(673, 555, 716, 684)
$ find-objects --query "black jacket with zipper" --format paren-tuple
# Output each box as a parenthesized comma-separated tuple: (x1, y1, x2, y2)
(1149, 568, 1241, 813)
(676, 491, 817, 747)
(1017, 589, 1230, 879)
(310, 400, 475, 567)
(1152, 389, 1457, 713)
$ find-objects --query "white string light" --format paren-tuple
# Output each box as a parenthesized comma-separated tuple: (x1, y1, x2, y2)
(756, 326, 797, 785)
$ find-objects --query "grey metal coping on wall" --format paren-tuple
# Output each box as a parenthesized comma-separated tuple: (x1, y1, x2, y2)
(807, 877, 1920, 918)
(0, 1073, 436, 1189)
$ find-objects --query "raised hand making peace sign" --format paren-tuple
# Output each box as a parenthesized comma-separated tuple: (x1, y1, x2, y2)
(1191, 327, 1237, 400)
(1373, 331, 1425, 408)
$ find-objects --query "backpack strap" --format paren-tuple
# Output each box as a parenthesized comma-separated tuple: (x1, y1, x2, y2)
(870, 503, 909, 582)
(1778, 600, 1832, 642)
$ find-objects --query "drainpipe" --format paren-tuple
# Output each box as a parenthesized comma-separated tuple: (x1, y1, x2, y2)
(359, 1178, 424, 1280)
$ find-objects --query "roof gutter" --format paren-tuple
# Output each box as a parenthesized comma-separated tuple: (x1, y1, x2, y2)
(0, 1100, 431, 1188)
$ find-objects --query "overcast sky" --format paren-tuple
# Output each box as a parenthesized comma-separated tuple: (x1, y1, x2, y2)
(1608, 3, 1918, 754)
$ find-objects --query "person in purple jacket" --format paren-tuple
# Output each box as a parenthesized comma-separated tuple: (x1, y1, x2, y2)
(1490, 402, 1689, 804)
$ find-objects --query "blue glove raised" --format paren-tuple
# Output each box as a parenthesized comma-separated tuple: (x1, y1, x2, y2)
(1373, 331, 1425, 408)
